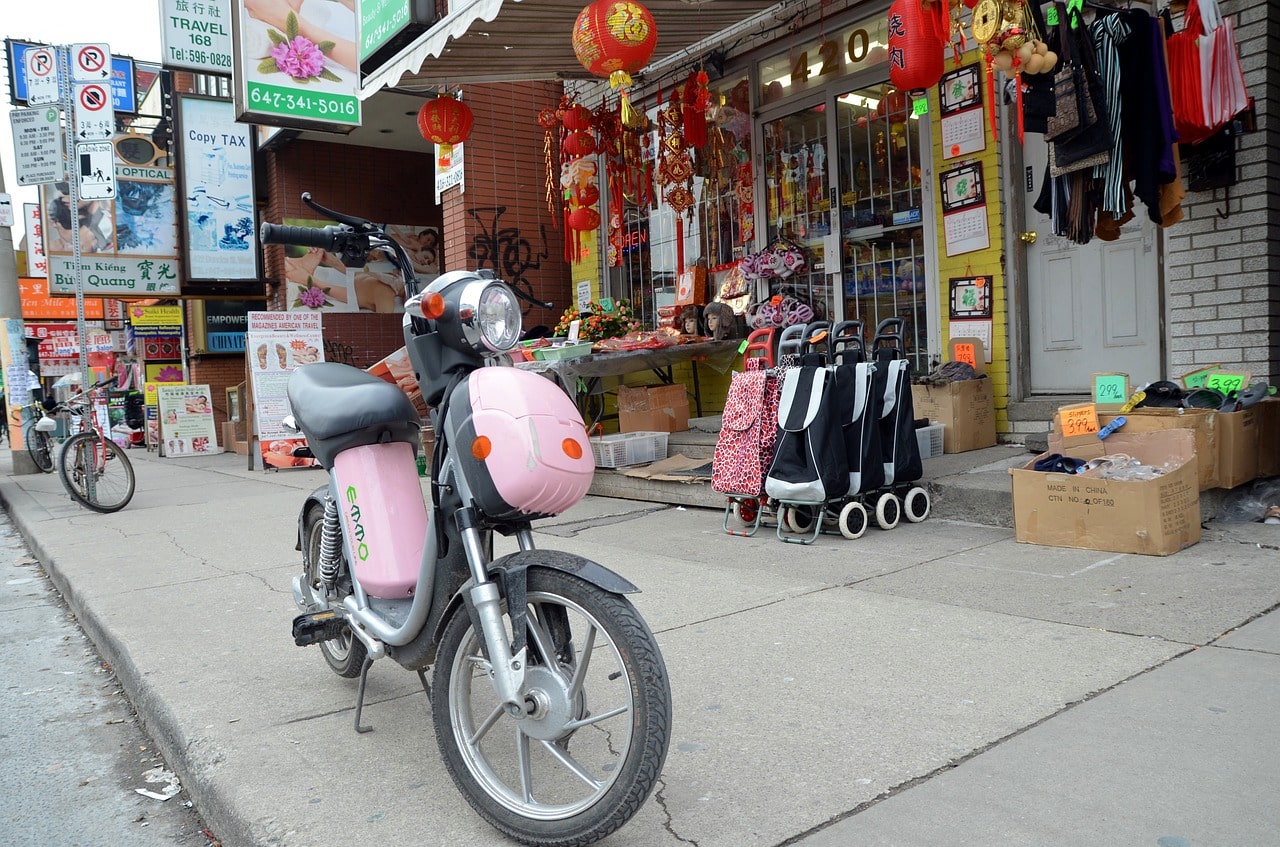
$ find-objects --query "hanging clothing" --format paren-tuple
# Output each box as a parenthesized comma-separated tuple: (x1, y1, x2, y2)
(1090, 13, 1130, 216)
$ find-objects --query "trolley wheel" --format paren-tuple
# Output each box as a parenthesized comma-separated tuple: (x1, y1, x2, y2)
(874, 492, 901, 530)
(838, 501, 869, 540)
(903, 487, 931, 523)
(738, 498, 760, 524)
(785, 505, 817, 534)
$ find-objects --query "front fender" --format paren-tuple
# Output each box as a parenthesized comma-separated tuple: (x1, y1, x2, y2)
(295, 485, 331, 551)
(432, 549, 640, 649)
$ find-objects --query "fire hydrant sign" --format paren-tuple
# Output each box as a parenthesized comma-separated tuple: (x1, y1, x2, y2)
(8, 107, 62, 185)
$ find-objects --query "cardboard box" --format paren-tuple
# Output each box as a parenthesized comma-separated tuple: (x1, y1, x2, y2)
(1089, 408, 1219, 491)
(911, 378, 996, 453)
(1257, 398, 1280, 478)
(1010, 429, 1201, 556)
(617, 383, 689, 433)
(1215, 407, 1260, 489)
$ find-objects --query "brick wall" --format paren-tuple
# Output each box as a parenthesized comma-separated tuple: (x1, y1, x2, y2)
(441, 81, 571, 333)
(1164, 1, 1279, 385)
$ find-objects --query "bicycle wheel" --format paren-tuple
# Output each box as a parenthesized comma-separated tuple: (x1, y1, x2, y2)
(25, 425, 55, 473)
(57, 432, 136, 513)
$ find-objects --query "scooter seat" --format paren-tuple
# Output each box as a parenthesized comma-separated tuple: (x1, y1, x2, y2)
(287, 363, 422, 467)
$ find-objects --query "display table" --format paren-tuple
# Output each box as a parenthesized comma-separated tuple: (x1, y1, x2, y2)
(515, 340, 741, 425)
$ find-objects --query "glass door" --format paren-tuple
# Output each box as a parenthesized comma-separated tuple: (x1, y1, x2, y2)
(834, 83, 930, 373)
(761, 101, 832, 322)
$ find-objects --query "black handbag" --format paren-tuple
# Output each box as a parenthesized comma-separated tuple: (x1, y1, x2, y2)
(1049, 20, 1112, 174)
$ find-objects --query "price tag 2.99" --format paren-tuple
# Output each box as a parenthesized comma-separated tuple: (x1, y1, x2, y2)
(1058, 403, 1100, 438)
(1092, 373, 1128, 407)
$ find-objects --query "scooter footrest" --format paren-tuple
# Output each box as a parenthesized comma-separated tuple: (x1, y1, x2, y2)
(292, 610, 346, 646)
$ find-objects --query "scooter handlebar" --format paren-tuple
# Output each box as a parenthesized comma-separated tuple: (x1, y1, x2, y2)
(260, 223, 342, 251)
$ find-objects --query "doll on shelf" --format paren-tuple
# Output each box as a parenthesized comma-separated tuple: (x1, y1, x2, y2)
(703, 302, 739, 341)
(678, 304, 704, 337)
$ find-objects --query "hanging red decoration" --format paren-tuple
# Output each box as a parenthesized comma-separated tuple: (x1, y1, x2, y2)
(681, 70, 709, 149)
(417, 94, 474, 145)
(563, 131, 599, 158)
(561, 103, 595, 132)
(574, 184, 601, 207)
(571, 1, 658, 91)
(887, 0, 945, 96)
(567, 206, 602, 231)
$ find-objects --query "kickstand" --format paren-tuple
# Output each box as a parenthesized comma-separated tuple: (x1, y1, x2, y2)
(353, 656, 375, 734)
(417, 669, 431, 702)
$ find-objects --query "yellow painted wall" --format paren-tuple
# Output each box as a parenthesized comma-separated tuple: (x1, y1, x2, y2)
(926, 53, 1010, 435)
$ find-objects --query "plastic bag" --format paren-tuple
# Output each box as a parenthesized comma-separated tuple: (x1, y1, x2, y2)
(1216, 477, 1280, 523)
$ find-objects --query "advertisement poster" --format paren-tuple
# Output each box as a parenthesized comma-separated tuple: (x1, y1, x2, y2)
(178, 95, 258, 281)
(246, 311, 323, 470)
(282, 219, 438, 313)
(24, 203, 46, 277)
(157, 383, 222, 456)
(1, 319, 34, 449)
(233, 0, 361, 130)
(45, 131, 182, 296)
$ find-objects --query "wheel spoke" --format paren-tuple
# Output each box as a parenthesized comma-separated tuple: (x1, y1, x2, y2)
(562, 703, 627, 731)
(536, 737, 602, 790)
(566, 624, 597, 700)
(516, 723, 534, 802)
(525, 609, 567, 683)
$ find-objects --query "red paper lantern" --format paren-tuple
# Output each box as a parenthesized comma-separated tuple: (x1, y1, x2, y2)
(417, 95, 474, 145)
(561, 104, 595, 131)
(567, 206, 601, 231)
(887, 0, 944, 96)
(571, 0, 658, 90)
(574, 184, 601, 207)
(563, 131, 599, 158)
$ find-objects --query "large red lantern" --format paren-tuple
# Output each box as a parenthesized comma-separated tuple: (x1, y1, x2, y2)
(417, 95, 474, 145)
(571, 1, 658, 90)
(563, 131, 599, 158)
(887, 0, 944, 96)
(567, 206, 601, 232)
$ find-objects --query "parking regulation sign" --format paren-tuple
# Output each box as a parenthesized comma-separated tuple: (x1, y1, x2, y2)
(72, 43, 111, 82)
(24, 46, 60, 105)
(73, 81, 114, 140)
(76, 140, 116, 200)
(8, 107, 62, 185)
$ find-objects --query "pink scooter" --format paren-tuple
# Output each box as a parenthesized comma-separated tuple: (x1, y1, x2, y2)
(262, 194, 670, 846)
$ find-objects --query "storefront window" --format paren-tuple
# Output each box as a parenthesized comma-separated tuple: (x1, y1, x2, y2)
(836, 83, 929, 372)
(609, 74, 754, 328)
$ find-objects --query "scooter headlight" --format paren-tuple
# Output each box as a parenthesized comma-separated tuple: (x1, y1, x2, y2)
(458, 279, 522, 353)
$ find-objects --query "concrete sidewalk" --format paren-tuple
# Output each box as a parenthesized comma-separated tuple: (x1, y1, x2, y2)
(2, 446, 1277, 846)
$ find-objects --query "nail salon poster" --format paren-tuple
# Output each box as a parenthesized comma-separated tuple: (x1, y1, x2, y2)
(245, 311, 324, 470)
(157, 383, 222, 456)
(178, 95, 259, 281)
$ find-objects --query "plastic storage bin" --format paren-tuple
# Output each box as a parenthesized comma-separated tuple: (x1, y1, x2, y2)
(915, 423, 944, 459)
(530, 342, 593, 362)
(589, 431, 669, 468)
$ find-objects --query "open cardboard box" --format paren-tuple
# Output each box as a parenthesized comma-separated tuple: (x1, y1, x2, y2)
(1066, 407, 1220, 491)
(617, 383, 690, 433)
(1215, 405, 1261, 489)
(1011, 429, 1200, 556)
(1257, 398, 1280, 479)
(910, 337, 996, 453)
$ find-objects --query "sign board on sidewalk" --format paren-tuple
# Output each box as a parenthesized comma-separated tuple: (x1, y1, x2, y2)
(245, 311, 324, 470)
(75, 141, 116, 200)
(9, 106, 62, 185)
(24, 46, 59, 105)
(73, 82, 114, 141)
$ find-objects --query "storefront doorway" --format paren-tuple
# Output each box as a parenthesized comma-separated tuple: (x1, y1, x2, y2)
(1021, 138, 1161, 392)
(759, 80, 933, 374)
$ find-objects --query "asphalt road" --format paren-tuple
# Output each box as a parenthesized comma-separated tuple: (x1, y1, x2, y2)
(0, 511, 214, 847)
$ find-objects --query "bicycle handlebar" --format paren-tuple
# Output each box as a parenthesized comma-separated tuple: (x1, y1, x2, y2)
(260, 223, 342, 250)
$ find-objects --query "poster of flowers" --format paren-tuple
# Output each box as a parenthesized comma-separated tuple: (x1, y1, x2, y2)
(235, 0, 361, 129)
(282, 218, 440, 314)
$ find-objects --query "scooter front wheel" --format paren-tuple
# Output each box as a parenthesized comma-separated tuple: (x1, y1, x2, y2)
(433, 565, 671, 846)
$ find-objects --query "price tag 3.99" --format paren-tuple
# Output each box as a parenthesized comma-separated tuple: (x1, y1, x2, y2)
(1058, 403, 1100, 439)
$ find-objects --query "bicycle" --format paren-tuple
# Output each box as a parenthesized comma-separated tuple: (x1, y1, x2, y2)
(23, 399, 75, 474)
(52, 376, 136, 513)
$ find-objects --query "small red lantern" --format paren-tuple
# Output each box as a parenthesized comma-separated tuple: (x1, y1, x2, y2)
(417, 95, 474, 145)
(567, 206, 601, 231)
(887, 0, 944, 96)
(561, 104, 595, 132)
(563, 131, 599, 158)
(571, 0, 658, 90)
(573, 184, 601, 207)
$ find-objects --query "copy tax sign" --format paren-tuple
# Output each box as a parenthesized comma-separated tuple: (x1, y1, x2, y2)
(8, 107, 62, 185)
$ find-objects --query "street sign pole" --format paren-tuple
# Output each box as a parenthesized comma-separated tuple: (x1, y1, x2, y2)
(59, 45, 89, 388)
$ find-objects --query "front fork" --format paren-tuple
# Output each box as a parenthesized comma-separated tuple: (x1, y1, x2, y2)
(457, 506, 533, 716)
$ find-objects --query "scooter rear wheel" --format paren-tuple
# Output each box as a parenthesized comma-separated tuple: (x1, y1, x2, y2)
(434, 563, 671, 846)
(301, 504, 367, 678)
